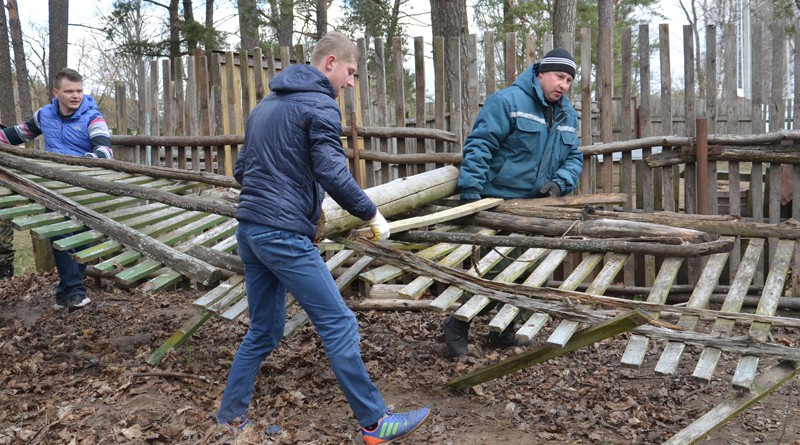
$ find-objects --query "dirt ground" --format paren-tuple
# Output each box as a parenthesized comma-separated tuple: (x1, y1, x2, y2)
(1, 272, 800, 445)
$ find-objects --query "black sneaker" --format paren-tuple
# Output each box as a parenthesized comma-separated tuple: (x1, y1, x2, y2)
(443, 316, 470, 357)
(54, 294, 91, 312)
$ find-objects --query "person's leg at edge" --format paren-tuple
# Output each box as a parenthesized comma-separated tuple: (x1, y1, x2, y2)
(216, 223, 287, 424)
(51, 237, 87, 303)
(266, 229, 388, 427)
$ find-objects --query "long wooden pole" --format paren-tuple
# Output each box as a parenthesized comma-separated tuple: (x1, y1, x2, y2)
(392, 230, 731, 257)
(0, 167, 222, 285)
(697, 117, 709, 215)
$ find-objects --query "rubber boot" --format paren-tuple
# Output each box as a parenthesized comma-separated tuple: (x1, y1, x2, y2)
(0, 263, 13, 279)
(489, 323, 521, 348)
(443, 315, 470, 357)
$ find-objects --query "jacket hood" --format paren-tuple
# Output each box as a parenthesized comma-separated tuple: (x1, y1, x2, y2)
(269, 64, 336, 99)
(513, 63, 577, 116)
(52, 94, 99, 118)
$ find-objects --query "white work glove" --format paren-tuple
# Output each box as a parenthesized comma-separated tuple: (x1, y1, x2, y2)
(367, 211, 390, 241)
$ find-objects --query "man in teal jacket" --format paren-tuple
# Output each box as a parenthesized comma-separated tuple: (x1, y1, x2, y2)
(446, 48, 583, 357)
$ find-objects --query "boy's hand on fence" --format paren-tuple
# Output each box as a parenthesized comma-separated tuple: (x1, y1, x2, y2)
(367, 211, 390, 241)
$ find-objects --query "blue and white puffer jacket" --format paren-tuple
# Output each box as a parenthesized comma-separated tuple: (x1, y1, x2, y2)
(234, 64, 376, 239)
(0, 95, 112, 158)
(458, 63, 583, 199)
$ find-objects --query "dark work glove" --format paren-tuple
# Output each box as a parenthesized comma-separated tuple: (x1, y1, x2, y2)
(460, 190, 481, 202)
(540, 181, 560, 197)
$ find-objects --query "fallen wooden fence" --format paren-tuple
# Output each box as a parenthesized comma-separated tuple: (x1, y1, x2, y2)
(1, 152, 799, 444)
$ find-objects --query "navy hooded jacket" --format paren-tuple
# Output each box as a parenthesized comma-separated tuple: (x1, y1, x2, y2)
(234, 64, 377, 239)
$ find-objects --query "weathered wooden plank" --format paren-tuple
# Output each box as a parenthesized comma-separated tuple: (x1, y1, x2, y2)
(194, 275, 246, 307)
(664, 361, 800, 445)
(356, 198, 502, 238)
(57, 206, 188, 251)
(114, 214, 230, 285)
(145, 310, 213, 366)
(547, 253, 629, 347)
(144, 270, 184, 293)
(360, 228, 459, 285)
(399, 228, 498, 300)
(515, 250, 591, 341)
(73, 211, 203, 263)
(448, 309, 653, 391)
(429, 247, 547, 312)
(0, 203, 45, 219)
(693, 238, 764, 382)
(655, 238, 734, 375)
(620, 256, 684, 368)
(445, 245, 517, 319)
(730, 239, 793, 390)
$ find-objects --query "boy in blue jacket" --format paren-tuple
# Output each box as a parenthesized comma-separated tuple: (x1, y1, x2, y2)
(446, 48, 584, 357)
(0, 68, 112, 310)
(216, 32, 430, 444)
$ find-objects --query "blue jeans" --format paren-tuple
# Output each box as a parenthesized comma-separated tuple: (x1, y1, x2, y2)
(51, 233, 87, 302)
(216, 222, 387, 427)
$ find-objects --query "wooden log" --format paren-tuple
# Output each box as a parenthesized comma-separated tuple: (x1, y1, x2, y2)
(453, 210, 712, 242)
(579, 129, 800, 156)
(0, 142, 238, 188)
(646, 144, 800, 168)
(340, 148, 462, 166)
(317, 166, 459, 239)
(188, 245, 244, 274)
(0, 167, 222, 285)
(493, 205, 800, 240)
(393, 230, 729, 257)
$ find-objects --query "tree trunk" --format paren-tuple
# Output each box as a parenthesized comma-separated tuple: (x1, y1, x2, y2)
(7, 0, 31, 118)
(430, 0, 469, 149)
(0, 0, 17, 125)
(553, 0, 577, 53)
(315, 0, 327, 41)
(48, 0, 69, 92)
(238, 0, 259, 52)
(275, 0, 293, 48)
(183, 0, 197, 53)
(168, 0, 181, 60)
(205, 0, 214, 45)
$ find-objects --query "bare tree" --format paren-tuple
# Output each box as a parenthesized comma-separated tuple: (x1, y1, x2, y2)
(553, 0, 577, 53)
(6, 0, 31, 118)
(48, 0, 69, 92)
(0, 0, 16, 125)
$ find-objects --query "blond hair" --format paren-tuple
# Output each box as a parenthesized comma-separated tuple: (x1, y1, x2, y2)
(310, 31, 359, 66)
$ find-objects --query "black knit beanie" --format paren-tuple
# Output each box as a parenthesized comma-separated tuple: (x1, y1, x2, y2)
(538, 48, 576, 78)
